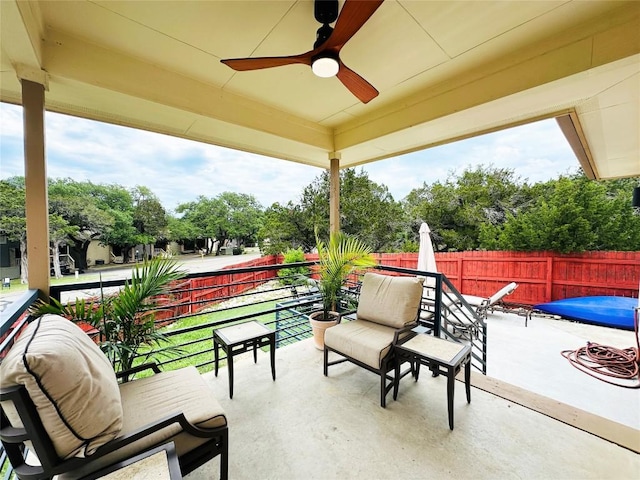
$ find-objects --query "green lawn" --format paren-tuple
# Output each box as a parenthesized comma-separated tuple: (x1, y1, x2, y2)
(0, 274, 105, 295)
(5, 275, 293, 379)
(136, 299, 281, 376)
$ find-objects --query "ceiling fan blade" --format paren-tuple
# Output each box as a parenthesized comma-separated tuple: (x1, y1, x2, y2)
(336, 63, 379, 104)
(221, 52, 312, 71)
(324, 0, 384, 50)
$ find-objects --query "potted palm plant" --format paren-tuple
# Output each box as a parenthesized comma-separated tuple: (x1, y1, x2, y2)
(32, 256, 186, 382)
(308, 232, 377, 350)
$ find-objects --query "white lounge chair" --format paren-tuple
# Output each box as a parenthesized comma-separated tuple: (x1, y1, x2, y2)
(461, 282, 518, 319)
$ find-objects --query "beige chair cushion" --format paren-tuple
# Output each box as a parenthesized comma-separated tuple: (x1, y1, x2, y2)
(356, 273, 424, 328)
(60, 366, 227, 479)
(324, 319, 398, 369)
(0, 314, 123, 459)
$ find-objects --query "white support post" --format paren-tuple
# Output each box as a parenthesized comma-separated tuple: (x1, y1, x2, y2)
(329, 154, 341, 234)
(22, 78, 50, 298)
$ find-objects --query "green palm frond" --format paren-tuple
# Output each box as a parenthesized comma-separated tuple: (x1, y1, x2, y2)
(31, 256, 187, 381)
(31, 296, 103, 325)
(316, 232, 377, 314)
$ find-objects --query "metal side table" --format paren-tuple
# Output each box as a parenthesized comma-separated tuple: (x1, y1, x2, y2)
(214, 321, 276, 398)
(395, 334, 471, 430)
(80, 442, 181, 480)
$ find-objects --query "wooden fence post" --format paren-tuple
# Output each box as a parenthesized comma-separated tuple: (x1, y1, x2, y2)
(545, 255, 553, 302)
(189, 278, 194, 314)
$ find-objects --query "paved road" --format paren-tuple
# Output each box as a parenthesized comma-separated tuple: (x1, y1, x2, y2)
(0, 251, 264, 311)
(91, 251, 263, 281)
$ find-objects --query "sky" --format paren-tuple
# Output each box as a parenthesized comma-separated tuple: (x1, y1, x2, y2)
(0, 102, 581, 212)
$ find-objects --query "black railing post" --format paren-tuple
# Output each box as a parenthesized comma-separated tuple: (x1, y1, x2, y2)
(433, 274, 442, 337)
(36, 261, 488, 376)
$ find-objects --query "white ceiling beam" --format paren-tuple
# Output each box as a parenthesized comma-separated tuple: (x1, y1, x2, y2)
(334, 4, 640, 151)
(0, 1, 44, 71)
(42, 29, 333, 152)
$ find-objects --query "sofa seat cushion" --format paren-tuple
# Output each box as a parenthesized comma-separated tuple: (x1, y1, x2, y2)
(324, 319, 397, 369)
(0, 315, 123, 459)
(60, 366, 227, 479)
(356, 273, 424, 328)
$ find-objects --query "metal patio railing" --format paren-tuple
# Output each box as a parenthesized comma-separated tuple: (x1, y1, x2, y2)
(0, 259, 487, 479)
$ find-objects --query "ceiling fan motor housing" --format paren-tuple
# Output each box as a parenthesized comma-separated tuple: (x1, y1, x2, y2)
(314, 24, 334, 49)
(315, 0, 339, 25)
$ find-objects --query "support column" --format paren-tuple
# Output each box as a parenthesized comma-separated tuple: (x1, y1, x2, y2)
(329, 154, 341, 234)
(22, 79, 50, 298)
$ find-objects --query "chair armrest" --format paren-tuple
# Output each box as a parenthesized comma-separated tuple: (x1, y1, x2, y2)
(91, 411, 219, 460)
(116, 362, 161, 380)
(392, 322, 418, 345)
(337, 309, 357, 324)
(0, 424, 29, 443)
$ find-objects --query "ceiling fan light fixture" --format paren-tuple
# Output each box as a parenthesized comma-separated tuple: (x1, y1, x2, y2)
(312, 54, 339, 78)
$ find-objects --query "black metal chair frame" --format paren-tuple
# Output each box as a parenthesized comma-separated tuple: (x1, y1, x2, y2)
(323, 319, 418, 408)
(0, 363, 228, 480)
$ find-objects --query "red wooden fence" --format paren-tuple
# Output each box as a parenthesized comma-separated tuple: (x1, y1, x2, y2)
(374, 251, 638, 305)
(156, 251, 638, 319)
(156, 255, 281, 320)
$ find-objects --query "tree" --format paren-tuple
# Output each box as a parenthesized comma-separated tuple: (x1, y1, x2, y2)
(0, 178, 27, 283)
(176, 192, 263, 255)
(131, 186, 168, 260)
(101, 208, 139, 262)
(258, 202, 315, 255)
(48, 180, 116, 271)
(49, 214, 79, 278)
(339, 169, 404, 251)
(218, 192, 263, 248)
(404, 165, 530, 251)
(260, 168, 404, 253)
(480, 174, 640, 253)
(165, 214, 199, 251)
(175, 196, 216, 253)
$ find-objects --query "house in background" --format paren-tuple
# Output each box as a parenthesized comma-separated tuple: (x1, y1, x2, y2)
(0, 236, 20, 280)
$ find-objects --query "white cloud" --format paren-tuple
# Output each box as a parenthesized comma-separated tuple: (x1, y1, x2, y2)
(360, 119, 581, 199)
(1, 103, 581, 208)
(1, 104, 321, 210)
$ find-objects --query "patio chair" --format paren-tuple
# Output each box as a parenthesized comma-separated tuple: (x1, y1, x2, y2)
(323, 273, 424, 407)
(461, 282, 518, 319)
(439, 283, 518, 340)
(0, 314, 228, 480)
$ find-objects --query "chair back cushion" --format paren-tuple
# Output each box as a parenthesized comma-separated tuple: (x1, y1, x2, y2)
(356, 273, 424, 328)
(0, 314, 123, 459)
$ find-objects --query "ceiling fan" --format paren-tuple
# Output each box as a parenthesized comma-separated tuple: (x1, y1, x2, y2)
(220, 0, 384, 104)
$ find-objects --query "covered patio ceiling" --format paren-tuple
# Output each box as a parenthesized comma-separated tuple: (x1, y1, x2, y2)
(1, 0, 639, 179)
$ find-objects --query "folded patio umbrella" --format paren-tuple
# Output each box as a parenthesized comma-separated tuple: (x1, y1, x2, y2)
(417, 222, 437, 291)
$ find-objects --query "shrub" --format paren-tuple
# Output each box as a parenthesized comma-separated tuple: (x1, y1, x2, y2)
(401, 240, 419, 252)
(278, 248, 310, 285)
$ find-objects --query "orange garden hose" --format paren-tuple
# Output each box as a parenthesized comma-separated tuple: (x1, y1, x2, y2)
(561, 308, 640, 389)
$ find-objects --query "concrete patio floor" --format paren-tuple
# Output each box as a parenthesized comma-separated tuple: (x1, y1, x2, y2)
(186, 311, 639, 479)
(485, 310, 639, 430)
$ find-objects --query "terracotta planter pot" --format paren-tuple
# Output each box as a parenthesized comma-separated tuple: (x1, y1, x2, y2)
(309, 310, 339, 350)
